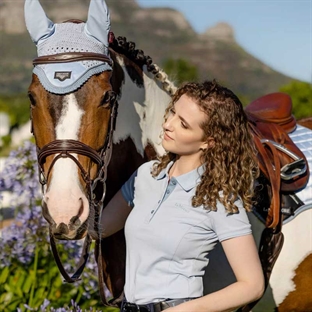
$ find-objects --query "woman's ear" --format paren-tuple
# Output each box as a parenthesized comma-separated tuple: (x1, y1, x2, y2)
(207, 137, 215, 149)
(201, 137, 215, 151)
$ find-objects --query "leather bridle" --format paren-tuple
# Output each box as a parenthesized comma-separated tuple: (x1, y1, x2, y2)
(32, 52, 117, 304)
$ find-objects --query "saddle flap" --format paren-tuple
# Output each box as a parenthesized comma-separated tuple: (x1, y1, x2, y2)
(248, 119, 309, 192)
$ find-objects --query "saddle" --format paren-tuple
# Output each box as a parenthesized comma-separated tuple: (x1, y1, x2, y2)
(245, 92, 309, 229)
(237, 93, 310, 312)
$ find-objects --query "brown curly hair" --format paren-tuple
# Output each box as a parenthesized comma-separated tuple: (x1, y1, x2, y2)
(152, 80, 259, 213)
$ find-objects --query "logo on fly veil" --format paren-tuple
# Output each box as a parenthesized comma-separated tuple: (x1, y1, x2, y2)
(54, 71, 72, 82)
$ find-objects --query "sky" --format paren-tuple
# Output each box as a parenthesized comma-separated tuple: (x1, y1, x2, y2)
(137, 0, 312, 83)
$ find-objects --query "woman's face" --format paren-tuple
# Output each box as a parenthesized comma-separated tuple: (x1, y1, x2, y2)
(162, 94, 208, 157)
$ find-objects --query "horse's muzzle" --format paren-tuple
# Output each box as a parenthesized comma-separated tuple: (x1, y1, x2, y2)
(52, 221, 87, 240)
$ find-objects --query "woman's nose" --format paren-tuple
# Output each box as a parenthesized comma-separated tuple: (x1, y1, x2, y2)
(164, 115, 174, 131)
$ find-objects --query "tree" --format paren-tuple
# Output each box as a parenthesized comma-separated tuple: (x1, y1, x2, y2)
(279, 81, 312, 119)
(163, 58, 199, 87)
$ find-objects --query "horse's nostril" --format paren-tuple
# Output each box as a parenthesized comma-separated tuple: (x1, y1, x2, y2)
(68, 198, 84, 230)
(56, 222, 69, 235)
(69, 216, 81, 229)
(78, 198, 83, 217)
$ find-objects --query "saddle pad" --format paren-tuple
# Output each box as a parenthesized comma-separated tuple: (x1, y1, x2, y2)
(289, 125, 312, 204)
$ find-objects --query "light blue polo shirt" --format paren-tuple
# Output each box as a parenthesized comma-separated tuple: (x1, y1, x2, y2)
(121, 160, 251, 304)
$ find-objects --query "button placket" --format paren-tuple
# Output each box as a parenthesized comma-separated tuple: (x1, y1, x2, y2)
(147, 177, 177, 222)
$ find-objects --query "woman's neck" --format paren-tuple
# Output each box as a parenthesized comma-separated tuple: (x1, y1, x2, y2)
(169, 154, 203, 178)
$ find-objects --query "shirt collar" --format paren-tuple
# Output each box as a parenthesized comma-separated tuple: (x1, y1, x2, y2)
(155, 161, 205, 192)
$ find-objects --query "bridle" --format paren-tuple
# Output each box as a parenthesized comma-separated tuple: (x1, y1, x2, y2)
(32, 51, 118, 305)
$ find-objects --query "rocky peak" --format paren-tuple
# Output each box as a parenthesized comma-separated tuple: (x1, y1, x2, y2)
(201, 22, 235, 42)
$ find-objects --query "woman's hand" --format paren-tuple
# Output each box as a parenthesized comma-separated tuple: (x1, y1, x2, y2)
(163, 235, 264, 312)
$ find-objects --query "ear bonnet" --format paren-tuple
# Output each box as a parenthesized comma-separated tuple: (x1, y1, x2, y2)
(24, 0, 112, 94)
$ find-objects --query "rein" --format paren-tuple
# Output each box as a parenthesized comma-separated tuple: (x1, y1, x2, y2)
(33, 52, 118, 301)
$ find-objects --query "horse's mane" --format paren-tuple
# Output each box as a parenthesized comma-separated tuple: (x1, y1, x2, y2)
(109, 35, 177, 96)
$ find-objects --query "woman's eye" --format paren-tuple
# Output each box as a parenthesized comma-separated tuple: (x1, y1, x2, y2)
(181, 122, 188, 129)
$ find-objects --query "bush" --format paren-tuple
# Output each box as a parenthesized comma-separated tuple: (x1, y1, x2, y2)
(279, 81, 312, 119)
(0, 142, 117, 312)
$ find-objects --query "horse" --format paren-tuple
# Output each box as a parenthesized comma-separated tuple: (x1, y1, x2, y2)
(25, 0, 312, 310)
(25, 0, 175, 304)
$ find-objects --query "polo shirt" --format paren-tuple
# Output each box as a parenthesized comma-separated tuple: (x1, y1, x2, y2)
(121, 160, 251, 304)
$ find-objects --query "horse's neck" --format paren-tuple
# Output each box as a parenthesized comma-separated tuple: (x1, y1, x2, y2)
(112, 54, 171, 157)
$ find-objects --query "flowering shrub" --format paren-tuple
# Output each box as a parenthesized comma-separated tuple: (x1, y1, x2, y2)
(0, 142, 117, 312)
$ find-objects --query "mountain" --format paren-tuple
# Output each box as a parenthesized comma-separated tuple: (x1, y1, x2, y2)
(0, 0, 295, 101)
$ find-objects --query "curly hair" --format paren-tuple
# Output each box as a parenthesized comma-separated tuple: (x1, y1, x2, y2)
(152, 80, 259, 213)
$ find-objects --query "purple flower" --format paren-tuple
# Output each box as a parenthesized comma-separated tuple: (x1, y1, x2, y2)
(1, 142, 112, 307)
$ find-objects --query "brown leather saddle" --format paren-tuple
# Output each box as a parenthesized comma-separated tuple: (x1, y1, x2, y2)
(238, 92, 310, 312)
(245, 92, 309, 229)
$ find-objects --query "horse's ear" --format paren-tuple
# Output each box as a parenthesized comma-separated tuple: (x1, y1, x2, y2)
(85, 0, 110, 47)
(24, 0, 54, 45)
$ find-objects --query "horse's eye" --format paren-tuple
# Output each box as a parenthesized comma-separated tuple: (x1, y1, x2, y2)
(100, 90, 116, 108)
(28, 92, 36, 106)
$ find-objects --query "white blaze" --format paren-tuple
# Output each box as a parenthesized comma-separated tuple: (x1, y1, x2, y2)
(43, 93, 89, 226)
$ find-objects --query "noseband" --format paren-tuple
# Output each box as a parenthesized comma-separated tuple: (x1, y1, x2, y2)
(32, 52, 118, 303)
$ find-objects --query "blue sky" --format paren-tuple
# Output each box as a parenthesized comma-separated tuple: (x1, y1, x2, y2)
(137, 0, 311, 83)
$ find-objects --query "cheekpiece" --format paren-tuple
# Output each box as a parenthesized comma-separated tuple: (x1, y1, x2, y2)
(33, 23, 112, 94)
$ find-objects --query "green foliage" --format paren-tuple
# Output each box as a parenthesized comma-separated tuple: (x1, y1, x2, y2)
(0, 94, 30, 128)
(0, 94, 30, 154)
(1, 246, 73, 311)
(0, 241, 111, 312)
(279, 81, 312, 119)
(0, 243, 119, 312)
(163, 58, 199, 87)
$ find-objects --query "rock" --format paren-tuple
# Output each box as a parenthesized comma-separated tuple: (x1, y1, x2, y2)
(201, 22, 235, 42)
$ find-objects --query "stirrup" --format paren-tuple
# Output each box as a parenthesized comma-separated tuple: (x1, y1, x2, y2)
(260, 139, 307, 180)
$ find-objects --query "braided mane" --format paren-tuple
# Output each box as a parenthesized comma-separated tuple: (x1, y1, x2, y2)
(109, 35, 177, 96)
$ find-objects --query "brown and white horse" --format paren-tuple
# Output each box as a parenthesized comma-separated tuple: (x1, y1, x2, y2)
(25, 0, 175, 302)
(25, 0, 311, 310)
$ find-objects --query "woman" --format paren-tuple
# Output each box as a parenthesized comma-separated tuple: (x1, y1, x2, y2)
(92, 80, 264, 312)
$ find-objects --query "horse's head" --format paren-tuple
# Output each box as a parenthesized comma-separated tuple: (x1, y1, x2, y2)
(25, 0, 115, 239)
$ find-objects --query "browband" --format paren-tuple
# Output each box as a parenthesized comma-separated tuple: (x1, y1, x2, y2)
(33, 52, 113, 66)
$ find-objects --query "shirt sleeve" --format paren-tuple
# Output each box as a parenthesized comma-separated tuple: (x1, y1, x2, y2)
(210, 200, 252, 242)
(121, 170, 138, 208)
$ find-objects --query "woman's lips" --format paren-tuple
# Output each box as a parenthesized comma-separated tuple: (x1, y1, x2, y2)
(164, 132, 173, 140)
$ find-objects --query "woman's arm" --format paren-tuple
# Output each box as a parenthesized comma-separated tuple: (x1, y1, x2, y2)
(167, 234, 264, 312)
(89, 189, 132, 239)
